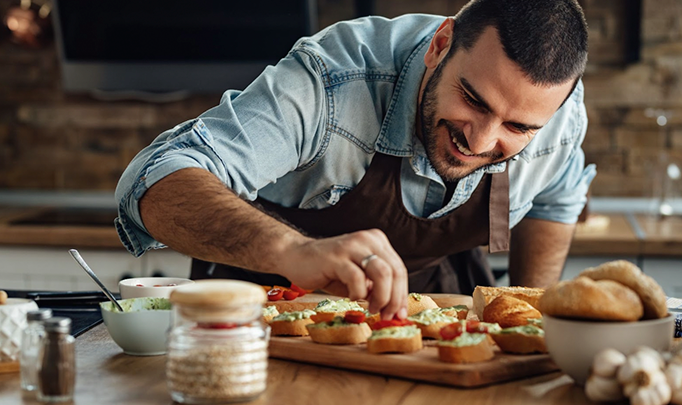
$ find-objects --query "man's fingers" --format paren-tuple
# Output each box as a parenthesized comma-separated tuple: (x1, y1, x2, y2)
(362, 256, 390, 313)
(333, 263, 369, 301)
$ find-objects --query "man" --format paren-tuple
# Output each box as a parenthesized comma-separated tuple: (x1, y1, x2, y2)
(115, 0, 595, 320)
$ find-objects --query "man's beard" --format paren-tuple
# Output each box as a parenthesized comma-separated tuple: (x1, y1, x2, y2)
(419, 61, 505, 182)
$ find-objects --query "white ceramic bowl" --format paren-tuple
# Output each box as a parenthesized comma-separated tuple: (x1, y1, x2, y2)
(543, 314, 675, 385)
(119, 277, 194, 299)
(100, 297, 172, 356)
(0, 298, 39, 362)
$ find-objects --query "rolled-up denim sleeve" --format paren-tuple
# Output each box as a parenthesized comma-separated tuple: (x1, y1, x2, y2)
(114, 49, 327, 256)
(525, 105, 597, 224)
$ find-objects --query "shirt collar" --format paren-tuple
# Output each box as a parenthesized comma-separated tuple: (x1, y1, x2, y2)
(375, 36, 430, 157)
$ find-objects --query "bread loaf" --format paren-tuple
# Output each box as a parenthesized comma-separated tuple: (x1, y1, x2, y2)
(579, 260, 667, 320)
(538, 276, 643, 321)
(482, 295, 542, 328)
(472, 286, 544, 320)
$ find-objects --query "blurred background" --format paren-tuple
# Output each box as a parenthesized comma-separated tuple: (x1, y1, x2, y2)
(0, 0, 681, 294)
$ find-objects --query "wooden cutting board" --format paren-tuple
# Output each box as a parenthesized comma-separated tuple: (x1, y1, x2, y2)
(267, 293, 559, 388)
(268, 337, 558, 388)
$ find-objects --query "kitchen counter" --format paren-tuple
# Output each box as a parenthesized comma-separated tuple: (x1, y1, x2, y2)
(2, 206, 682, 257)
(0, 323, 588, 405)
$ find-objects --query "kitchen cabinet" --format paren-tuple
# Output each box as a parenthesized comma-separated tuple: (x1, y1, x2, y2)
(0, 247, 191, 292)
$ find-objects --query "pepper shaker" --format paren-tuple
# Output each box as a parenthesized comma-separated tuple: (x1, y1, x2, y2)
(37, 317, 75, 403)
(20, 308, 53, 391)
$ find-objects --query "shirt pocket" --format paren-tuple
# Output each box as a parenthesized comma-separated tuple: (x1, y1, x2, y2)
(300, 185, 354, 209)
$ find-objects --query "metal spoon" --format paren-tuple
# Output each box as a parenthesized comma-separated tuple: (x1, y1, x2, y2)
(68, 249, 124, 312)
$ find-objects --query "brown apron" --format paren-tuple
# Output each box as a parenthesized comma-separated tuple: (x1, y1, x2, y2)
(191, 153, 510, 295)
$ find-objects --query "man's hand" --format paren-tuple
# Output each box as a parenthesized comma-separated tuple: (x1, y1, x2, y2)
(277, 229, 409, 320)
(140, 168, 409, 320)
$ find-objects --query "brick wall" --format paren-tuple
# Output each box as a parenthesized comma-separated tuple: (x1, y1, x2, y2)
(1, 0, 681, 197)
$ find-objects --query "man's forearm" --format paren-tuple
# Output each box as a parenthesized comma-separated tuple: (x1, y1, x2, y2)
(139, 168, 308, 274)
(507, 217, 576, 288)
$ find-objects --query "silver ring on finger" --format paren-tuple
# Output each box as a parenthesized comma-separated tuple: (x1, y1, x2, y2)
(360, 254, 378, 269)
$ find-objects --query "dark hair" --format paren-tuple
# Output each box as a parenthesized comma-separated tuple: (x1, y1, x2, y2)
(447, 0, 588, 86)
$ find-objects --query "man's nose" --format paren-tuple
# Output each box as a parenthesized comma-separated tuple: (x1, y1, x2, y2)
(465, 119, 499, 155)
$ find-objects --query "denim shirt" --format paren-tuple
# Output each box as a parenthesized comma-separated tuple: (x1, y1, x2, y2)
(115, 14, 596, 257)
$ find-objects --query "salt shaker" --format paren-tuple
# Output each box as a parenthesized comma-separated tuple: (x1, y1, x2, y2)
(37, 317, 76, 403)
(20, 308, 53, 391)
(166, 280, 270, 403)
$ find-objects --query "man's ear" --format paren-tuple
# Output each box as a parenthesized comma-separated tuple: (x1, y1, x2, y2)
(424, 18, 455, 69)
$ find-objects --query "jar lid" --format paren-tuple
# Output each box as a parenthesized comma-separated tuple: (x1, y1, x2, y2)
(27, 308, 52, 322)
(43, 317, 71, 333)
(169, 279, 266, 308)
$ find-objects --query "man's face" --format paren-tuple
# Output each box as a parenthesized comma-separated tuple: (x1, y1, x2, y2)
(418, 25, 575, 182)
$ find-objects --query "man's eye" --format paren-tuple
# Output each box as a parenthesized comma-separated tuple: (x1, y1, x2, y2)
(507, 124, 533, 134)
(462, 91, 484, 109)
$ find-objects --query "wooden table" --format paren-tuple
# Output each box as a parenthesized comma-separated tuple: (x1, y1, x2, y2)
(0, 324, 591, 405)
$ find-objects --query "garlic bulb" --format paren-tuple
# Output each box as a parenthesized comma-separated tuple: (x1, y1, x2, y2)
(618, 348, 671, 405)
(585, 374, 625, 402)
(593, 348, 627, 378)
(666, 363, 682, 405)
(628, 371, 671, 405)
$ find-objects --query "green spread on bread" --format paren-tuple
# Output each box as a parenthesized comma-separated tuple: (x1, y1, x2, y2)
(496, 325, 544, 336)
(440, 305, 468, 313)
(368, 325, 420, 339)
(272, 309, 316, 322)
(262, 306, 279, 317)
(307, 316, 356, 329)
(408, 308, 458, 325)
(409, 293, 423, 301)
(314, 298, 364, 313)
(437, 332, 488, 347)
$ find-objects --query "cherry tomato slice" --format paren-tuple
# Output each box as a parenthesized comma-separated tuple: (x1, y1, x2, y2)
(267, 288, 284, 301)
(439, 322, 464, 340)
(465, 320, 489, 334)
(343, 310, 366, 324)
(310, 312, 336, 323)
(283, 290, 299, 300)
(289, 283, 308, 297)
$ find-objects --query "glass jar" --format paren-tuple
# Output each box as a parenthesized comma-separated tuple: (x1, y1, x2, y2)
(36, 317, 76, 403)
(21, 308, 53, 391)
(166, 280, 270, 404)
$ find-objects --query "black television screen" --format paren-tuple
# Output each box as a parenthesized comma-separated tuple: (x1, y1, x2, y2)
(53, 0, 318, 96)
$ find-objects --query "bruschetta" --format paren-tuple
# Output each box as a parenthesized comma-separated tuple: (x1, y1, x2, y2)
(269, 309, 316, 336)
(367, 319, 422, 354)
(306, 311, 372, 345)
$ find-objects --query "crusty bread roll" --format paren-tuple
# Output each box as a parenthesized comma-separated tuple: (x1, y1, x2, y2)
(579, 260, 667, 320)
(483, 295, 542, 328)
(472, 286, 544, 320)
(491, 331, 547, 354)
(437, 336, 495, 364)
(306, 322, 372, 345)
(270, 318, 314, 336)
(0, 290, 6, 305)
(367, 327, 423, 354)
(407, 293, 439, 316)
(538, 276, 643, 321)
